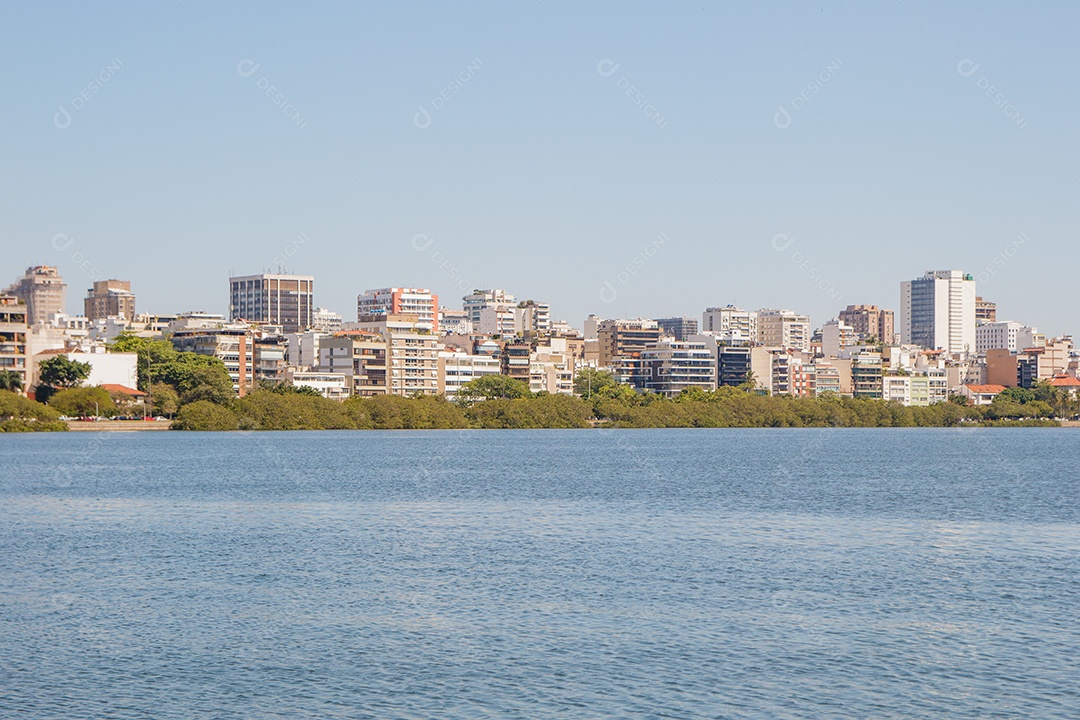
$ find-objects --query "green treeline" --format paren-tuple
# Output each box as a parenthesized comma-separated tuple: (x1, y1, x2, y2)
(0, 391, 67, 432)
(171, 379, 1062, 431)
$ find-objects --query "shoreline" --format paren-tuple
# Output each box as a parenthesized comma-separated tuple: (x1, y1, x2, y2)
(65, 420, 173, 431)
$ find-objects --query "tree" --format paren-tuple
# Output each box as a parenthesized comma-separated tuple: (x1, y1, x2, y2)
(739, 370, 758, 393)
(172, 400, 239, 431)
(574, 368, 618, 399)
(150, 383, 179, 417)
(47, 386, 116, 418)
(38, 355, 91, 388)
(35, 355, 92, 403)
(455, 375, 531, 405)
(0, 371, 23, 392)
(0, 391, 66, 432)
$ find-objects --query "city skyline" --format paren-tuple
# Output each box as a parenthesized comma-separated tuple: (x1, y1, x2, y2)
(4, 3, 1078, 335)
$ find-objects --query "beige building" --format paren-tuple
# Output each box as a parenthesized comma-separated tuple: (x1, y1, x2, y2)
(84, 279, 135, 321)
(346, 314, 442, 396)
(4, 266, 66, 327)
(839, 304, 894, 343)
(318, 332, 389, 397)
(597, 318, 662, 367)
(172, 326, 255, 396)
(757, 309, 811, 352)
(530, 337, 577, 395)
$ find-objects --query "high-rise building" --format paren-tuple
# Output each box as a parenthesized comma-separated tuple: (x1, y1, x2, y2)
(975, 296, 997, 323)
(655, 316, 699, 342)
(821, 319, 858, 358)
(84, 280, 135, 321)
(899, 271, 976, 354)
(702, 306, 758, 342)
(311, 307, 343, 333)
(515, 300, 551, 336)
(346, 313, 442, 396)
(229, 273, 314, 333)
(463, 289, 516, 328)
(641, 338, 716, 397)
(318, 332, 389, 397)
(437, 349, 500, 399)
(4, 266, 66, 327)
(357, 288, 439, 333)
(0, 295, 29, 392)
(976, 321, 1037, 354)
(757, 309, 811, 352)
(838, 304, 894, 343)
(597, 318, 662, 367)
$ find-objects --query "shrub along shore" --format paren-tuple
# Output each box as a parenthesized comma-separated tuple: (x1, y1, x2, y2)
(2, 370, 1065, 433)
(170, 383, 1060, 431)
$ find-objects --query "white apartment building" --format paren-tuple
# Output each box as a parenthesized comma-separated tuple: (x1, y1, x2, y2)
(463, 289, 516, 327)
(881, 369, 948, 406)
(976, 321, 1037, 353)
(438, 308, 471, 335)
(477, 307, 517, 336)
(312, 307, 343, 333)
(437, 349, 501, 399)
(529, 338, 577, 395)
(900, 270, 976, 354)
(288, 370, 350, 400)
(702, 306, 758, 339)
(286, 331, 328, 369)
(757, 309, 811, 352)
(515, 301, 551, 335)
(821, 319, 857, 358)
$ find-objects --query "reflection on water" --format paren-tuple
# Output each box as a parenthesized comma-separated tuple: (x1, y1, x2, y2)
(2, 429, 1079, 719)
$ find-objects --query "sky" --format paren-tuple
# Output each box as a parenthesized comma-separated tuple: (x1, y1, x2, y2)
(2, 1, 1078, 336)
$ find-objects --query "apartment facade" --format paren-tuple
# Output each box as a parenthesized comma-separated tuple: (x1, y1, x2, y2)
(839, 304, 894, 343)
(597, 318, 662, 368)
(172, 326, 255, 395)
(757, 309, 811, 352)
(900, 270, 976, 354)
(318, 333, 389, 396)
(702, 306, 758, 342)
(641, 339, 716, 397)
(229, 273, 314, 333)
(357, 288, 439, 333)
(463, 289, 516, 328)
(84, 280, 135, 321)
(0, 295, 29, 391)
(821, 319, 857, 358)
(655, 316, 699, 342)
(975, 296, 997, 323)
(437, 349, 500, 399)
(4, 266, 66, 327)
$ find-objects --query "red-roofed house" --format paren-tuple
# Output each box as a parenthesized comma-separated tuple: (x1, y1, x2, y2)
(961, 384, 1007, 406)
(1049, 375, 1080, 398)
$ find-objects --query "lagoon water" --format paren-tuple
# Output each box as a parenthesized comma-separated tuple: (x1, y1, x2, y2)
(2, 428, 1079, 719)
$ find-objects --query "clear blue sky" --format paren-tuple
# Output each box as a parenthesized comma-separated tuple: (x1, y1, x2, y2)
(3, 1, 1078, 335)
